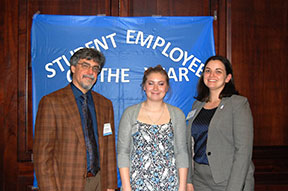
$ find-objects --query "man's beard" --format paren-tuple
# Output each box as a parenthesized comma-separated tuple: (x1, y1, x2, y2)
(81, 74, 95, 90)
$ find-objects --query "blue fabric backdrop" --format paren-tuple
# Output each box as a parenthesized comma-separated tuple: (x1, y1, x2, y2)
(31, 15, 215, 188)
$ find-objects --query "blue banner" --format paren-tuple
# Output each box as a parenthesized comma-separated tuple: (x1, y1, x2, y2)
(31, 15, 215, 187)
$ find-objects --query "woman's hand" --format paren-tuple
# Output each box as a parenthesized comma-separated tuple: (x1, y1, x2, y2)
(187, 183, 194, 191)
(119, 168, 132, 191)
(178, 184, 187, 191)
(178, 168, 188, 191)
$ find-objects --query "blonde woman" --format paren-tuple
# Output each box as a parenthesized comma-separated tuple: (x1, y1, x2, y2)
(117, 65, 188, 191)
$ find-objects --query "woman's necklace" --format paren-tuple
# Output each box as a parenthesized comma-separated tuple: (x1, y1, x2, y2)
(145, 104, 165, 125)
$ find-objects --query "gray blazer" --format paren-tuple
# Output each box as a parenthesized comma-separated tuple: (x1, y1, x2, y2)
(117, 102, 189, 170)
(187, 95, 254, 191)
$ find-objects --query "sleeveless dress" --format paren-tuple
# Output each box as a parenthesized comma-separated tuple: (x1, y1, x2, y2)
(130, 120, 178, 191)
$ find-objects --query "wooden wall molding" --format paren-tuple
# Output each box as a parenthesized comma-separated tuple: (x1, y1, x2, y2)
(18, 0, 33, 162)
(253, 146, 288, 190)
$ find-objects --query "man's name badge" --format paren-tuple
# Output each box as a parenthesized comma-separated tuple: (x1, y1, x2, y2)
(103, 123, 112, 136)
(186, 109, 196, 120)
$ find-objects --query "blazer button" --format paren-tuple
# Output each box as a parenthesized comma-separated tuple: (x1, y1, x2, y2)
(207, 152, 211, 156)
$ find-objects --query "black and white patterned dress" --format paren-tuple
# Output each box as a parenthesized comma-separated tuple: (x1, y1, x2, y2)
(130, 121, 178, 191)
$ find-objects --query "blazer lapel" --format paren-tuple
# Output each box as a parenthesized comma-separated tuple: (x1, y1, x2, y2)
(208, 97, 229, 131)
(62, 85, 86, 148)
(189, 98, 229, 131)
(91, 92, 105, 163)
(188, 101, 205, 129)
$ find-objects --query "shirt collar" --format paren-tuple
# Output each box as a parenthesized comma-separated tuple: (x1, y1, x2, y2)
(70, 83, 92, 100)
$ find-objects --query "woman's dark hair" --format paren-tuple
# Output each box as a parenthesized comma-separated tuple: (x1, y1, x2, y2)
(195, 55, 239, 102)
(141, 65, 170, 90)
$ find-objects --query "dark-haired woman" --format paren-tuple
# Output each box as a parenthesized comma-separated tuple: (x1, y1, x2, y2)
(186, 56, 254, 191)
(117, 65, 188, 191)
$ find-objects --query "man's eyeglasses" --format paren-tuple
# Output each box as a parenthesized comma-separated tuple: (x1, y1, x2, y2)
(78, 62, 101, 74)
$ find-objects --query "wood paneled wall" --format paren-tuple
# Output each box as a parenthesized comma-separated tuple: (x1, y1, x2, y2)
(231, 0, 288, 146)
(1, 0, 20, 190)
(0, 0, 287, 190)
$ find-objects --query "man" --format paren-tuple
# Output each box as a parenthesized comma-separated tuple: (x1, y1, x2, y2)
(33, 48, 118, 191)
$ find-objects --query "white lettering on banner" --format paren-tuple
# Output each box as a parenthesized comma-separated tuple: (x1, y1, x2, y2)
(126, 30, 137, 44)
(121, 68, 130, 83)
(182, 52, 194, 66)
(125, 30, 204, 74)
(52, 57, 65, 72)
(45, 54, 72, 78)
(196, 63, 204, 77)
(168, 67, 178, 81)
(108, 68, 120, 83)
(85, 41, 93, 48)
(94, 36, 109, 50)
(169, 47, 183, 62)
(162, 42, 171, 57)
(99, 68, 130, 83)
(179, 67, 190, 81)
(47, 67, 192, 83)
(181, 52, 205, 77)
(62, 55, 70, 67)
(187, 57, 201, 73)
(166, 67, 190, 82)
(152, 36, 165, 49)
(44, 29, 207, 79)
(135, 31, 154, 48)
(45, 63, 56, 78)
(84, 33, 117, 51)
(71, 47, 83, 55)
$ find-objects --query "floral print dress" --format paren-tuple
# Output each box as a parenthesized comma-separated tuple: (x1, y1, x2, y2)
(130, 121, 178, 191)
